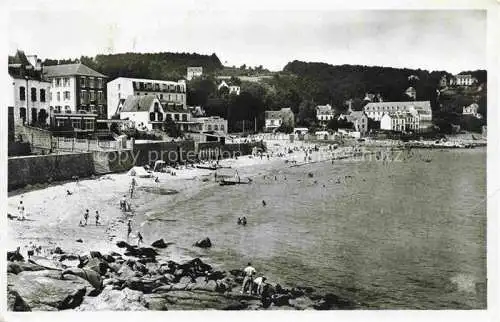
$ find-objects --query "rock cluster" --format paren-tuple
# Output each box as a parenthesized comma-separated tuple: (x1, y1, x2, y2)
(7, 240, 354, 311)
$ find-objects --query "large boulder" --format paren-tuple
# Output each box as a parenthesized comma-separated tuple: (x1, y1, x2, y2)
(7, 289, 31, 311)
(123, 277, 164, 294)
(116, 241, 131, 249)
(151, 239, 169, 248)
(83, 257, 109, 275)
(75, 287, 148, 311)
(194, 237, 212, 248)
(312, 293, 356, 310)
(124, 246, 158, 260)
(7, 261, 45, 274)
(8, 270, 95, 310)
(7, 250, 24, 262)
(62, 268, 103, 291)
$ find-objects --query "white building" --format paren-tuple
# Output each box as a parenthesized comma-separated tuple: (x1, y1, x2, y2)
(264, 108, 295, 132)
(217, 80, 240, 95)
(188, 116, 228, 134)
(462, 103, 482, 119)
(364, 101, 432, 131)
(346, 111, 369, 135)
(107, 77, 187, 119)
(119, 95, 191, 131)
(316, 104, 335, 122)
(8, 51, 51, 126)
(380, 111, 420, 132)
(187, 67, 203, 81)
(451, 74, 478, 86)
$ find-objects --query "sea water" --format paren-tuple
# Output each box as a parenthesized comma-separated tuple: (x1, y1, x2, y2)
(140, 148, 487, 309)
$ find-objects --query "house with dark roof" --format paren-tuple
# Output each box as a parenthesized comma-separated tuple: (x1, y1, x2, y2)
(119, 95, 192, 131)
(8, 50, 51, 128)
(364, 101, 432, 131)
(44, 63, 108, 119)
(107, 77, 186, 119)
(264, 108, 295, 132)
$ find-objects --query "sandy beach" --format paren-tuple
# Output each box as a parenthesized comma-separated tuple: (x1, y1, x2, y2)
(7, 139, 335, 263)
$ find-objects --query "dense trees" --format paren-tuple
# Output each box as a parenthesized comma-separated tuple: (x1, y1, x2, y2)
(43, 52, 223, 81)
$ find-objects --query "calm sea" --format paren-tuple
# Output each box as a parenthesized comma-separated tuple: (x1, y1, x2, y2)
(139, 148, 487, 309)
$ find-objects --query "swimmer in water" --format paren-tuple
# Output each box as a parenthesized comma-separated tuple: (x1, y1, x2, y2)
(262, 200, 266, 207)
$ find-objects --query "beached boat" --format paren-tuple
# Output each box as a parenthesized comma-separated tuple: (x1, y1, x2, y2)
(219, 179, 250, 186)
(196, 165, 219, 170)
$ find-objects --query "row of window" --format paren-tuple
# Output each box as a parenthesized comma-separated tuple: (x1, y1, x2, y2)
(366, 106, 413, 111)
(126, 92, 184, 101)
(79, 77, 104, 89)
(51, 105, 103, 114)
(19, 87, 46, 102)
(55, 118, 95, 130)
(131, 81, 185, 93)
(54, 77, 71, 87)
(80, 90, 105, 103)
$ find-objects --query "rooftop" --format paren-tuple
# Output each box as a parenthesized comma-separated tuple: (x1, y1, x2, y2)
(121, 95, 158, 113)
(43, 63, 107, 78)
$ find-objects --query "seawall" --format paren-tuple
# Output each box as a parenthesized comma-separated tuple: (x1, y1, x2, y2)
(8, 152, 95, 191)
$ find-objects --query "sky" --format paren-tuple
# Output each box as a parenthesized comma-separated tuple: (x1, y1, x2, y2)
(6, 1, 488, 74)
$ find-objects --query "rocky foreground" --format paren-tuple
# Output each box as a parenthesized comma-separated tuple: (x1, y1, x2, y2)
(7, 238, 357, 311)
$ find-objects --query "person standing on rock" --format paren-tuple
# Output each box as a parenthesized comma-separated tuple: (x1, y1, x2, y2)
(241, 262, 256, 294)
(95, 211, 100, 226)
(83, 209, 89, 225)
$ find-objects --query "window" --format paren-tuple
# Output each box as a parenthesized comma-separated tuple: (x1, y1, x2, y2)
(71, 119, 81, 129)
(98, 78, 103, 88)
(64, 78, 70, 86)
(19, 86, 26, 101)
(89, 77, 94, 88)
(117, 83, 121, 90)
(174, 114, 180, 121)
(207, 124, 212, 131)
(154, 83, 160, 91)
(90, 91, 96, 101)
(80, 77, 86, 88)
(220, 125, 224, 131)
(84, 119, 94, 130)
(90, 105, 95, 113)
(214, 125, 219, 131)
(80, 90, 87, 103)
(56, 78, 61, 87)
(64, 105, 70, 112)
(182, 114, 187, 121)
(149, 112, 156, 121)
(31, 88, 37, 101)
(57, 92, 61, 102)
(64, 91, 71, 100)
(98, 91, 103, 103)
(40, 89, 46, 102)
(160, 94, 163, 99)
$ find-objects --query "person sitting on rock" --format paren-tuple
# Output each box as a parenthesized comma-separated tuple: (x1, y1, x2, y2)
(241, 262, 256, 294)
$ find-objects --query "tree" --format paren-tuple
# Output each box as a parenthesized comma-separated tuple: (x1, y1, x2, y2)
(240, 64, 246, 70)
(276, 123, 294, 134)
(297, 100, 316, 127)
(162, 118, 182, 138)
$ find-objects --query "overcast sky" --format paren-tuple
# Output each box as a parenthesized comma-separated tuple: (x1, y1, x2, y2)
(6, 2, 487, 74)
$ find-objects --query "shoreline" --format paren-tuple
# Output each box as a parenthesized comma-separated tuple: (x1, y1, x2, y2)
(7, 140, 354, 310)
